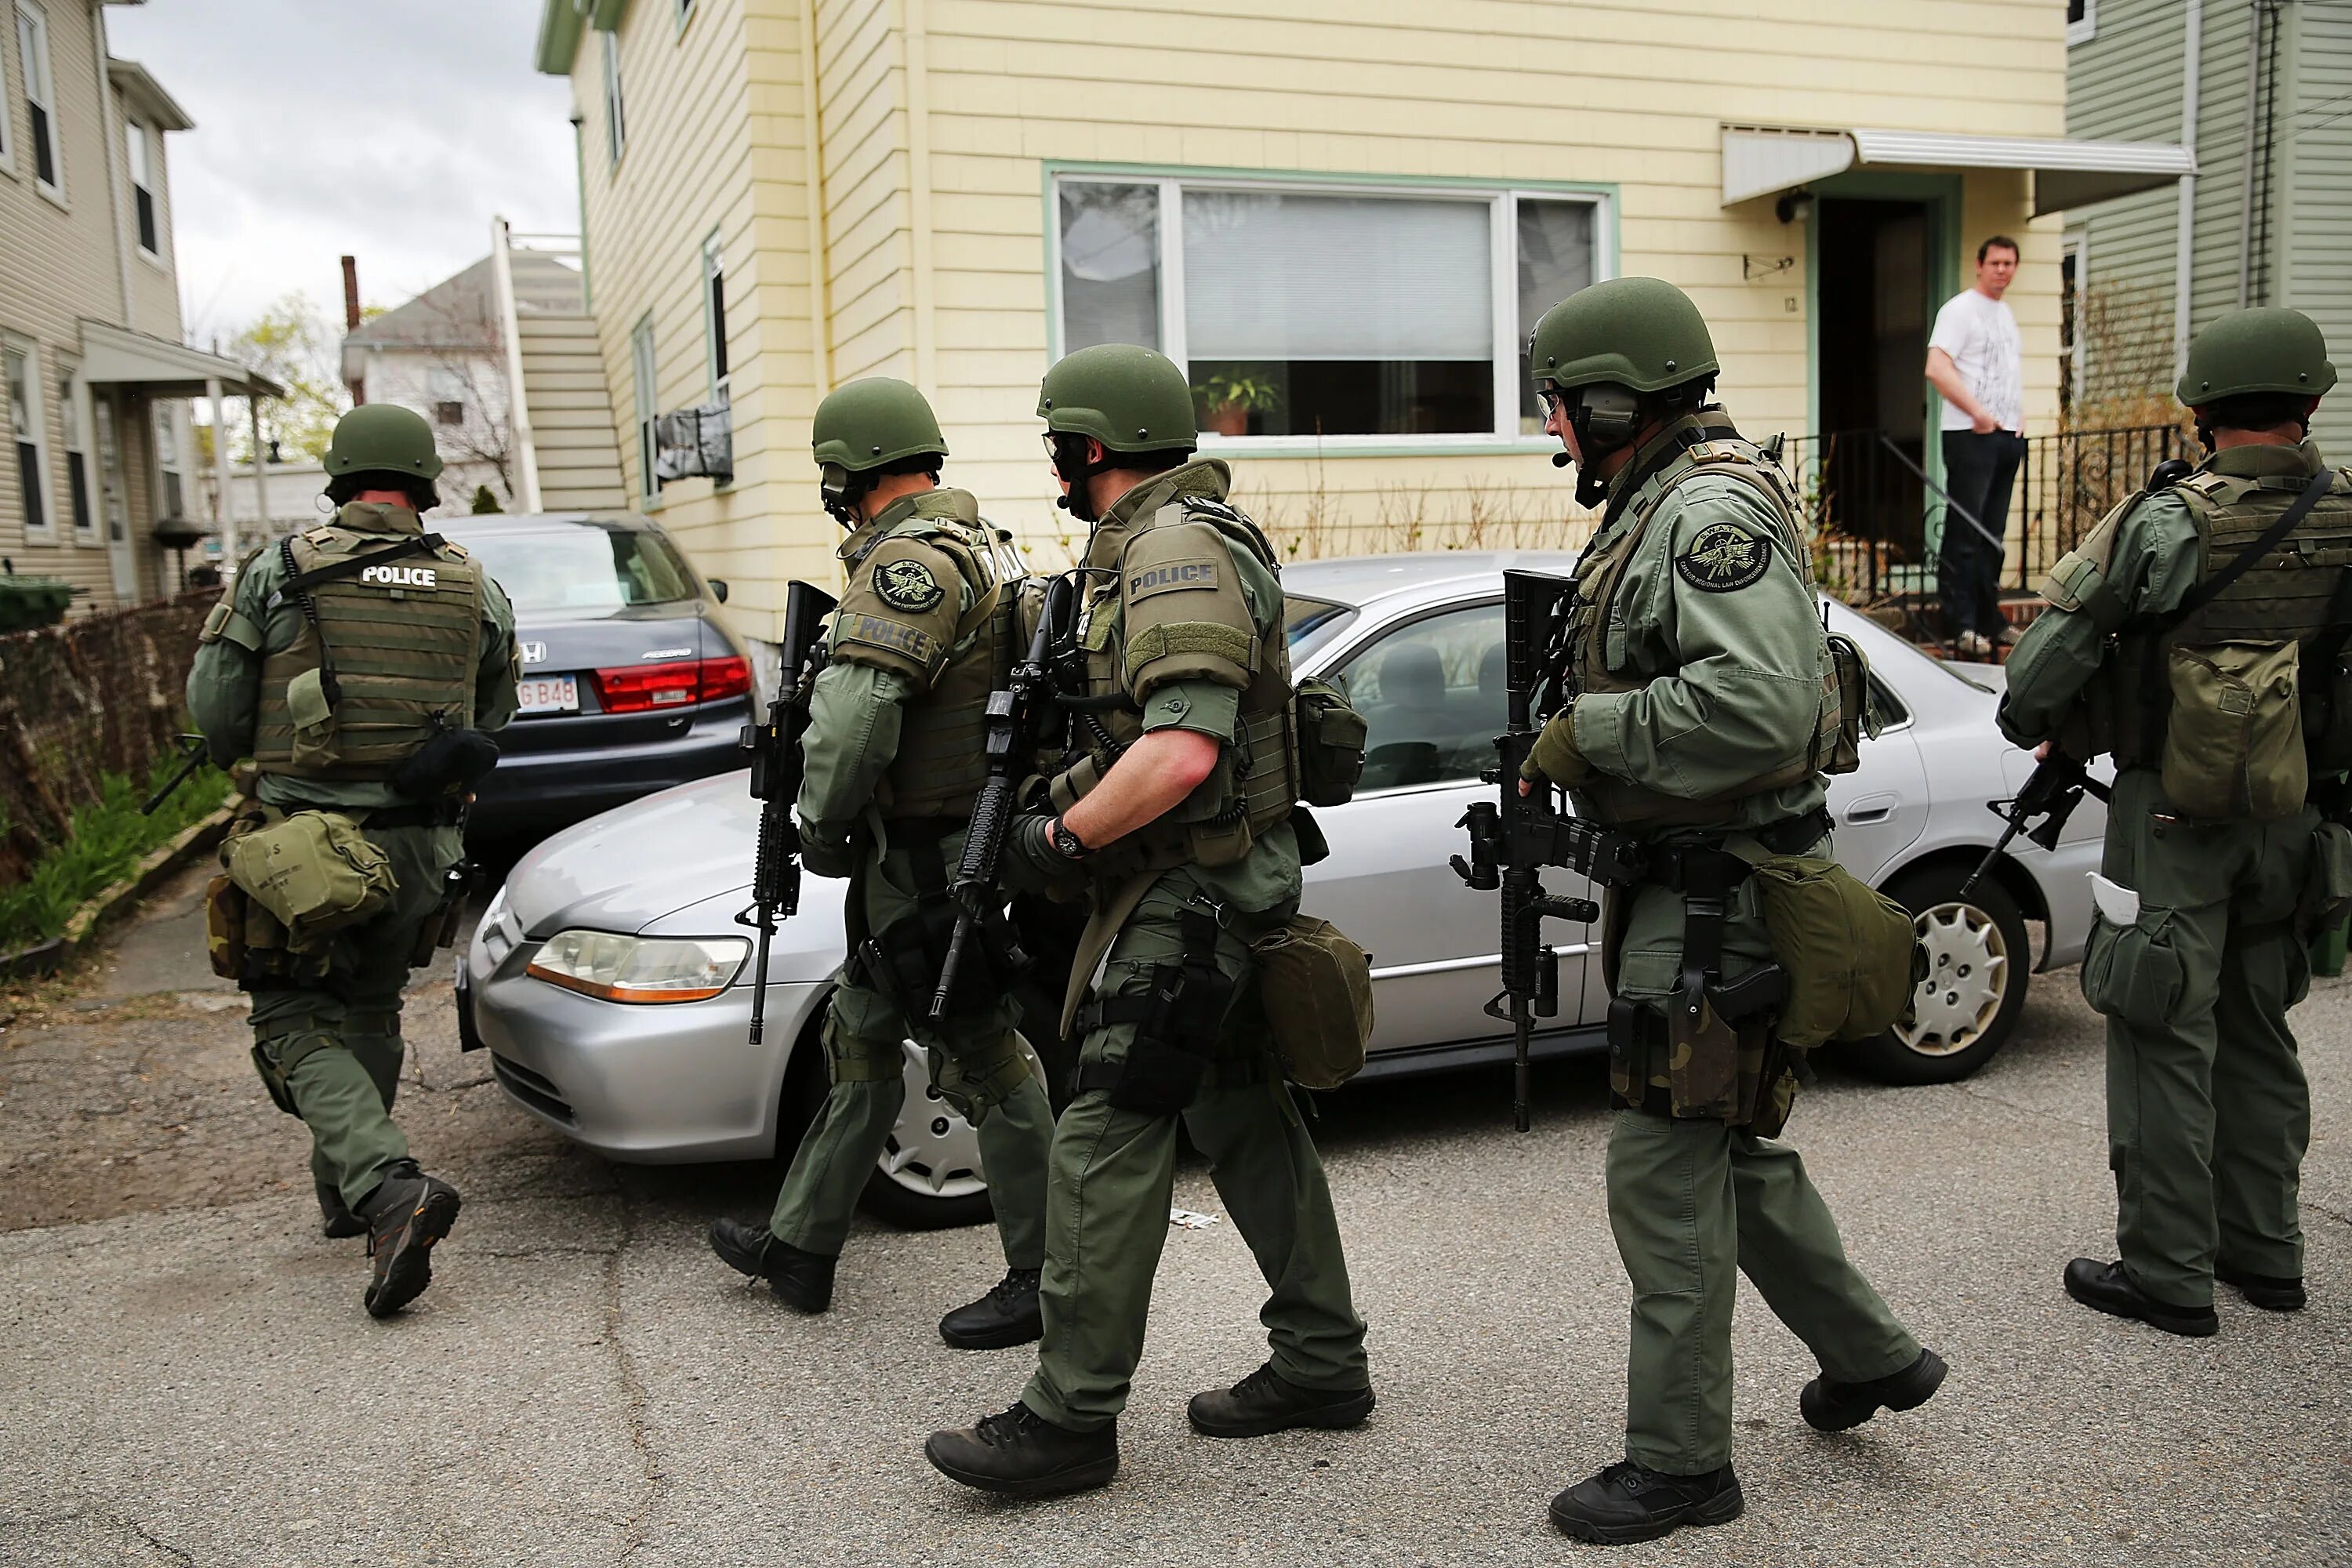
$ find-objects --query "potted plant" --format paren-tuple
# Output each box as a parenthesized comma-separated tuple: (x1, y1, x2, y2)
(1194, 372, 1281, 437)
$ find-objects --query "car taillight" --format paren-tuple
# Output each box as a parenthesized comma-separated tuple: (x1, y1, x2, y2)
(591, 655, 751, 713)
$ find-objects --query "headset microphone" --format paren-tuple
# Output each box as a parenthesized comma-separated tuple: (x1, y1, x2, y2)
(1055, 495, 1071, 510)
(1552, 452, 1571, 468)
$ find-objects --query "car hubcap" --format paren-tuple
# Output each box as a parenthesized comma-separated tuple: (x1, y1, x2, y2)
(877, 1037, 1044, 1200)
(1896, 901, 2009, 1057)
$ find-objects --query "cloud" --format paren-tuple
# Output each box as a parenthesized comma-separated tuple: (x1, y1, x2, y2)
(105, 0, 577, 343)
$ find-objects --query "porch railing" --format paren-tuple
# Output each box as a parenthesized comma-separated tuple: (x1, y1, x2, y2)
(1776, 424, 2188, 605)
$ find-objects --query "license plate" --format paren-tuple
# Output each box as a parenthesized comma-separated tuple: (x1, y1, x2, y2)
(517, 675, 579, 715)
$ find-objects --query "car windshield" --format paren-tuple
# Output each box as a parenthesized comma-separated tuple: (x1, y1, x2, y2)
(460, 523, 699, 617)
(1284, 595, 1356, 662)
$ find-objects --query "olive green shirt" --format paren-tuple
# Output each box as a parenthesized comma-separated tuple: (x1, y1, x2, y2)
(1087, 457, 1300, 913)
(1568, 427, 1830, 831)
(186, 502, 521, 811)
(1996, 440, 2329, 748)
(797, 487, 977, 837)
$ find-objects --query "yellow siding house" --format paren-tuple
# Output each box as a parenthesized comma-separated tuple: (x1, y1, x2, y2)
(532, 0, 2190, 644)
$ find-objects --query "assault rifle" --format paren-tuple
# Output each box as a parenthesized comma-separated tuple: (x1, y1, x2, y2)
(1452, 569, 1646, 1132)
(140, 734, 212, 815)
(929, 571, 1064, 1021)
(737, 580, 837, 1048)
(1957, 748, 2111, 904)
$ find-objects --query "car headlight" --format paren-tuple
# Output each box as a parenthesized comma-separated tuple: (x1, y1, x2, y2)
(525, 931, 750, 1004)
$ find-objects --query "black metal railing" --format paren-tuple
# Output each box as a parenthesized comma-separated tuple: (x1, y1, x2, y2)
(1777, 423, 2187, 606)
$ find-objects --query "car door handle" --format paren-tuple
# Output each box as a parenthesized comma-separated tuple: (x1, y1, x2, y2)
(1843, 793, 1898, 826)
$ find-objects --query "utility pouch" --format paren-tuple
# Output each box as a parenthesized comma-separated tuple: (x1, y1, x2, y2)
(1820, 631, 1875, 775)
(1606, 994, 1656, 1102)
(205, 873, 248, 980)
(1103, 908, 1236, 1113)
(2160, 640, 2307, 820)
(1250, 914, 1373, 1090)
(390, 724, 500, 801)
(2079, 906, 2187, 1029)
(1293, 676, 1369, 807)
(285, 666, 339, 771)
(1665, 979, 1742, 1120)
(223, 808, 397, 951)
(408, 864, 471, 968)
(2299, 820, 2352, 941)
(1734, 851, 1920, 1047)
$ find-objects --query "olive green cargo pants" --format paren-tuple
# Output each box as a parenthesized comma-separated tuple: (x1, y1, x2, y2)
(1020, 870, 1369, 1432)
(1607, 866, 1920, 1475)
(246, 822, 460, 1210)
(768, 826, 1052, 1269)
(2083, 768, 2318, 1308)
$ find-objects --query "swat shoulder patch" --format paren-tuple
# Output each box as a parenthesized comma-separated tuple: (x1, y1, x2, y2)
(1673, 521, 1770, 594)
(872, 557, 945, 612)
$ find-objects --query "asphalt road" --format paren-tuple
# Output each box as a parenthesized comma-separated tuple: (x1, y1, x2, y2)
(2, 868, 2347, 1566)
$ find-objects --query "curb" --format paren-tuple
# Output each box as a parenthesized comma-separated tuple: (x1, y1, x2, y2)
(0, 806, 233, 982)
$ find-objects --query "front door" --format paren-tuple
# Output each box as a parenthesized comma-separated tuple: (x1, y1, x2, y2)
(91, 395, 137, 602)
(1816, 198, 1934, 563)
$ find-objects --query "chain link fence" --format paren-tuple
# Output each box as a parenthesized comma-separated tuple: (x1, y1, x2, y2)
(1, 590, 220, 888)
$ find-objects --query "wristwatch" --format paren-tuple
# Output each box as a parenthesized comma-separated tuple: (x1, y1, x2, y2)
(1047, 816, 1088, 860)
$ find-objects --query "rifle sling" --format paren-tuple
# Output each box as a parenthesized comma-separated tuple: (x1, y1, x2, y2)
(271, 534, 448, 602)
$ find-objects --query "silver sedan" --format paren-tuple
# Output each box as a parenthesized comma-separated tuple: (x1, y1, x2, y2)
(461, 550, 2103, 1224)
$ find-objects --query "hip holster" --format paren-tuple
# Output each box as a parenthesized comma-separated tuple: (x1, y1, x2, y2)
(1069, 906, 1239, 1115)
(851, 823, 1004, 1051)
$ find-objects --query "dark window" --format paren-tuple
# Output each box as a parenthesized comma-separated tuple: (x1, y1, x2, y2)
(436, 401, 465, 426)
(136, 190, 158, 254)
(30, 103, 53, 187)
(2067, 1, 2087, 23)
(66, 450, 89, 532)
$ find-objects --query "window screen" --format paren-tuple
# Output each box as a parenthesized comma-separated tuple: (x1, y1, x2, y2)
(1516, 199, 1598, 431)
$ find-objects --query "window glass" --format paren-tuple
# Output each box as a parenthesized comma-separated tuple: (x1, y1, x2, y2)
(462, 524, 697, 615)
(1335, 602, 1506, 790)
(602, 31, 626, 165)
(1283, 593, 1356, 663)
(1059, 182, 1160, 353)
(58, 363, 89, 536)
(703, 234, 729, 398)
(1185, 190, 1491, 437)
(6, 344, 48, 535)
(154, 402, 186, 521)
(127, 123, 160, 254)
(18, 3, 60, 194)
(1516, 198, 1598, 432)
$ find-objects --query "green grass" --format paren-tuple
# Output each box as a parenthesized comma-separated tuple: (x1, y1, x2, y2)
(0, 757, 231, 953)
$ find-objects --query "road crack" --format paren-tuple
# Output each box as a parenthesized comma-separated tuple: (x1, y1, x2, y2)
(602, 1185, 666, 1564)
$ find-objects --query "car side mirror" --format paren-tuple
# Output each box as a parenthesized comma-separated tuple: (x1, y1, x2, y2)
(707, 579, 729, 603)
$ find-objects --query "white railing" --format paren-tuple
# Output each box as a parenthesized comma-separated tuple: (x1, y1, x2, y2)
(490, 216, 546, 513)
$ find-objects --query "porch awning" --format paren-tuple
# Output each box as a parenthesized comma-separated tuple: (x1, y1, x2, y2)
(1721, 125, 2196, 217)
(76, 321, 284, 400)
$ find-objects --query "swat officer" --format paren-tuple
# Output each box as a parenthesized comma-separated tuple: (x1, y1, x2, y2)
(1516, 278, 1941, 1544)
(187, 403, 519, 1317)
(924, 344, 1372, 1498)
(1999, 307, 2345, 1334)
(706, 377, 1057, 1350)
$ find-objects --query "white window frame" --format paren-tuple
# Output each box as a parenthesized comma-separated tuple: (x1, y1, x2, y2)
(1047, 169, 1615, 456)
(0, 3, 14, 176)
(5, 337, 53, 541)
(16, 1, 62, 204)
(152, 400, 187, 525)
(58, 356, 91, 543)
(631, 314, 660, 505)
(702, 230, 729, 406)
(2067, 0, 2096, 47)
(602, 30, 626, 169)
(126, 119, 165, 263)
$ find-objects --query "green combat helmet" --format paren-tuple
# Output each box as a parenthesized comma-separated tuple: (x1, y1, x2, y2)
(323, 404, 444, 483)
(811, 376, 949, 471)
(2177, 307, 2338, 407)
(1529, 276, 1719, 396)
(1037, 343, 1197, 454)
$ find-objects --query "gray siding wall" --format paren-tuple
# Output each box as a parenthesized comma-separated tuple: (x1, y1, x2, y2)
(2280, 0, 2352, 455)
(2066, 0, 2190, 407)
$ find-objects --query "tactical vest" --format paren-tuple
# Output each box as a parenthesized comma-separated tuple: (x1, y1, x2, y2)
(1057, 492, 1298, 874)
(1565, 421, 1846, 829)
(845, 495, 1015, 819)
(2100, 462, 2352, 787)
(253, 516, 483, 782)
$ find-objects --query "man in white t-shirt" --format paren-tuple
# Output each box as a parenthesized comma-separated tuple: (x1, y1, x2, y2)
(1925, 237, 2024, 658)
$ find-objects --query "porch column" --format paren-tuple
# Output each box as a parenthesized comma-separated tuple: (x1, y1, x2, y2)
(206, 376, 239, 579)
(248, 394, 271, 550)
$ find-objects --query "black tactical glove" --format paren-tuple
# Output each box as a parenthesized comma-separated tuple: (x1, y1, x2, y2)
(1003, 811, 1088, 897)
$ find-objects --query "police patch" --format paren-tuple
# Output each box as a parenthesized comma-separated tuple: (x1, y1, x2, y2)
(873, 558, 945, 612)
(1673, 522, 1769, 593)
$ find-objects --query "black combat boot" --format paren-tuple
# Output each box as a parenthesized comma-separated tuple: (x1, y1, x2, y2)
(1549, 1461, 1744, 1545)
(939, 1267, 1043, 1349)
(2063, 1258, 2217, 1337)
(355, 1160, 461, 1319)
(924, 1402, 1118, 1497)
(316, 1181, 367, 1240)
(706, 1218, 834, 1313)
(1187, 1361, 1376, 1439)
(1799, 1347, 1948, 1432)
(2216, 1261, 2306, 1312)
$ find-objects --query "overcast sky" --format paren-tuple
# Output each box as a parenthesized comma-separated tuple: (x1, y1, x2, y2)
(107, 0, 579, 346)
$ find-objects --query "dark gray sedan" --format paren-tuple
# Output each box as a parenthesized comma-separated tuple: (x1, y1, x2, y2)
(442, 512, 753, 838)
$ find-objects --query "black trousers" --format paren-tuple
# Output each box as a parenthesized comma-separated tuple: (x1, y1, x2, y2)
(1937, 430, 2024, 640)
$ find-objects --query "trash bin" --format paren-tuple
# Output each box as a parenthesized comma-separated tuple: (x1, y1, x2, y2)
(0, 576, 72, 633)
